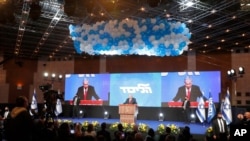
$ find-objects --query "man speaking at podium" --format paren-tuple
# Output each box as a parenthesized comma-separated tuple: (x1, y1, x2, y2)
(76, 78, 101, 100)
(123, 94, 137, 104)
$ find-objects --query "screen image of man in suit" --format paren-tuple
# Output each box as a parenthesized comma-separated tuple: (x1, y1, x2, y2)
(172, 76, 203, 102)
(72, 95, 80, 118)
(212, 112, 229, 141)
(76, 78, 101, 100)
(182, 96, 191, 123)
(124, 94, 137, 104)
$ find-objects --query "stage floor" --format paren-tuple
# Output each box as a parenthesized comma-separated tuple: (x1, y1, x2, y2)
(57, 117, 210, 136)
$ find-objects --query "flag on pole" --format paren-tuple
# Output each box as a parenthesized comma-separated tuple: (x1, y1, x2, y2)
(196, 97, 206, 123)
(30, 89, 38, 116)
(54, 90, 62, 116)
(207, 92, 216, 123)
(221, 88, 232, 125)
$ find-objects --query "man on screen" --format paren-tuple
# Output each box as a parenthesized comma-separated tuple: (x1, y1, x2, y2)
(123, 94, 137, 104)
(76, 78, 101, 100)
(172, 76, 204, 102)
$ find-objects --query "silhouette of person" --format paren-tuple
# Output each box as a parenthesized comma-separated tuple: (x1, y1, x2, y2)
(72, 94, 80, 118)
(182, 96, 191, 123)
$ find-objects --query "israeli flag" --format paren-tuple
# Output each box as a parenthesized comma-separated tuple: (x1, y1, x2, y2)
(55, 98, 63, 116)
(207, 92, 216, 123)
(221, 89, 232, 125)
(196, 97, 206, 123)
(30, 89, 38, 116)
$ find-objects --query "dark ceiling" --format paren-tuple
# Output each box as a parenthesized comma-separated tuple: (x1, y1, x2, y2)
(0, 0, 249, 61)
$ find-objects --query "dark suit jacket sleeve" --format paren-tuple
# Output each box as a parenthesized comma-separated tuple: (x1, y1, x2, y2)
(133, 98, 137, 104)
(124, 98, 129, 104)
(172, 86, 186, 101)
(76, 86, 83, 99)
(88, 85, 100, 100)
(190, 85, 203, 101)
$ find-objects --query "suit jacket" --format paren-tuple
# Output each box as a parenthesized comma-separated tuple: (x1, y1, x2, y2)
(172, 85, 203, 102)
(76, 85, 100, 100)
(124, 97, 137, 104)
(212, 118, 228, 136)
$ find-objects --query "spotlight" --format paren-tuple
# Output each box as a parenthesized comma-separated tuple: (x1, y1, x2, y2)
(230, 69, 236, 76)
(79, 110, 84, 118)
(104, 111, 109, 119)
(159, 112, 164, 121)
(190, 113, 196, 123)
(238, 67, 245, 75)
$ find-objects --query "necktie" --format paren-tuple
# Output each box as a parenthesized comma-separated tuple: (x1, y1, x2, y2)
(219, 119, 224, 133)
(187, 88, 191, 100)
(84, 88, 87, 100)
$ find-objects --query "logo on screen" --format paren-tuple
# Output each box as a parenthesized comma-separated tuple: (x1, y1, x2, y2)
(120, 83, 152, 94)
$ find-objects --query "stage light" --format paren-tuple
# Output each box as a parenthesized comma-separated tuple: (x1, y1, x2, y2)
(190, 113, 196, 123)
(227, 67, 245, 81)
(104, 111, 109, 119)
(79, 110, 84, 118)
(159, 112, 164, 121)
(238, 67, 245, 75)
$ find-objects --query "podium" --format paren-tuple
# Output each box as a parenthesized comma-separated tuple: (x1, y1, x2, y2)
(119, 104, 138, 124)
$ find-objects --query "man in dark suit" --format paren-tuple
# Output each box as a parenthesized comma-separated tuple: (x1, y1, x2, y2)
(124, 94, 137, 104)
(72, 94, 80, 118)
(182, 96, 191, 123)
(212, 112, 229, 141)
(76, 78, 101, 100)
(172, 76, 204, 102)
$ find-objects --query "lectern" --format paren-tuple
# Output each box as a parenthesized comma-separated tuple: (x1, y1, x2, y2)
(119, 104, 138, 123)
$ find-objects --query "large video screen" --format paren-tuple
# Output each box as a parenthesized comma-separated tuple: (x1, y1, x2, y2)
(64, 71, 221, 107)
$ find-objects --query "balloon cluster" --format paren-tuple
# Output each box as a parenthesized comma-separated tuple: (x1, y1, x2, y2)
(69, 17, 191, 56)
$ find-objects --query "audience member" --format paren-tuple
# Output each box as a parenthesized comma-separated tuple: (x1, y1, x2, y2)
(177, 126, 193, 141)
(97, 122, 111, 141)
(145, 128, 155, 141)
(85, 123, 97, 137)
(4, 96, 34, 141)
(159, 126, 171, 141)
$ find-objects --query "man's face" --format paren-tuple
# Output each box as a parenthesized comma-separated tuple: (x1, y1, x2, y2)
(217, 113, 223, 119)
(83, 80, 89, 88)
(185, 79, 192, 89)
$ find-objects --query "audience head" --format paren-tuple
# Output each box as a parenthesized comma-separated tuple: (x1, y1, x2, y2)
(101, 122, 107, 130)
(147, 128, 155, 137)
(118, 123, 123, 131)
(165, 126, 171, 134)
(16, 96, 29, 108)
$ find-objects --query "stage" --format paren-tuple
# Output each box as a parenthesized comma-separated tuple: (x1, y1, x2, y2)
(57, 117, 209, 136)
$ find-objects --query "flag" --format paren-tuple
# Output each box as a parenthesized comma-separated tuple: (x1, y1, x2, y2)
(207, 92, 216, 123)
(196, 97, 206, 123)
(221, 88, 232, 125)
(54, 90, 63, 116)
(54, 99, 62, 116)
(30, 89, 38, 116)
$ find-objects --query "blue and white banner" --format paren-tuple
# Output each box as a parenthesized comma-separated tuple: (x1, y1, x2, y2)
(30, 89, 38, 116)
(55, 90, 63, 116)
(207, 92, 216, 123)
(221, 89, 232, 125)
(196, 97, 206, 123)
